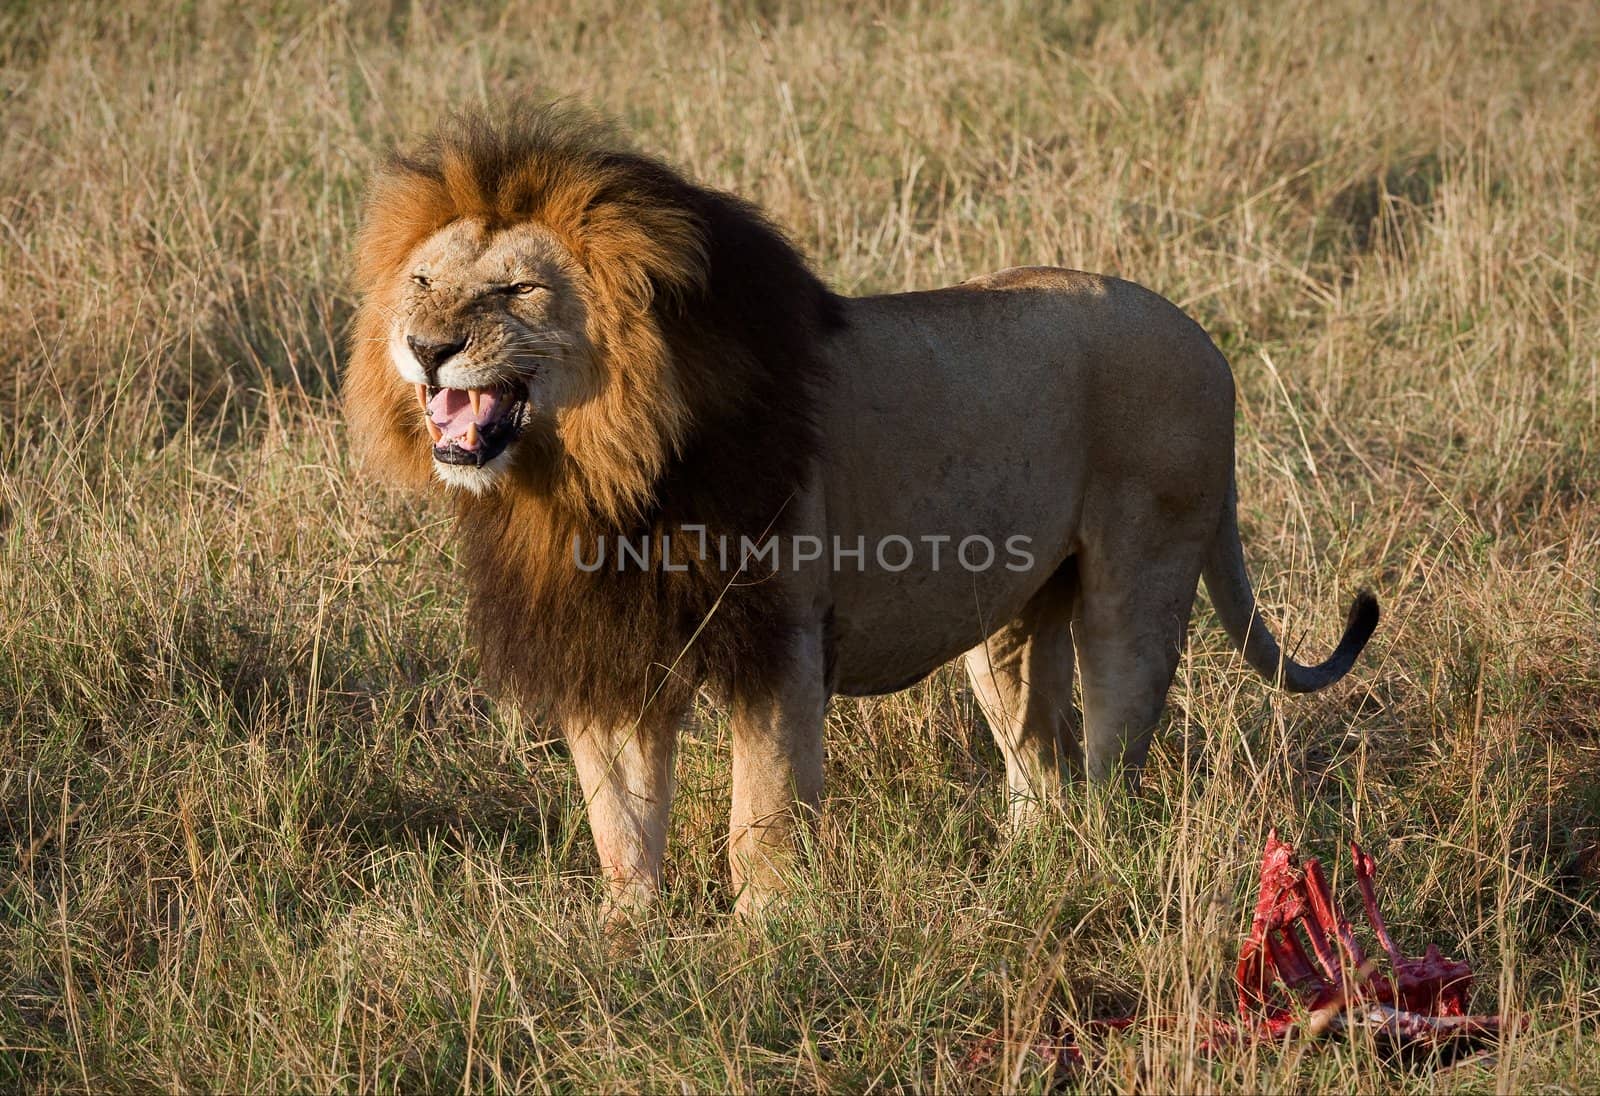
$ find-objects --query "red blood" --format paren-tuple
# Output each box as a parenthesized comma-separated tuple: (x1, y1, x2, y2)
(965, 831, 1511, 1075)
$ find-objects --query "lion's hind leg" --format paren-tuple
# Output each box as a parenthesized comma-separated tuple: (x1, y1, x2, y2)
(1074, 502, 1209, 787)
(964, 564, 1083, 825)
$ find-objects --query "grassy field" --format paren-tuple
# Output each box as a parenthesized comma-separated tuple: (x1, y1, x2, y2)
(3, 0, 1598, 1089)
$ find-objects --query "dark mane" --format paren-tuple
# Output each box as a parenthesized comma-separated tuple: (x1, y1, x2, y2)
(346, 103, 845, 729)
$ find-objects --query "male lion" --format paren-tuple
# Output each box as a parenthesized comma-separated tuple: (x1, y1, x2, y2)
(344, 107, 1378, 917)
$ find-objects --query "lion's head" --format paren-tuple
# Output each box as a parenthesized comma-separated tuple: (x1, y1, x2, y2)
(378, 218, 595, 488)
(345, 105, 842, 726)
(344, 106, 728, 522)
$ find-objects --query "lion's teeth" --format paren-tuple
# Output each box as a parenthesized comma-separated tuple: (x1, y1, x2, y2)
(465, 422, 479, 448)
(414, 383, 428, 412)
(428, 420, 443, 443)
(469, 389, 482, 417)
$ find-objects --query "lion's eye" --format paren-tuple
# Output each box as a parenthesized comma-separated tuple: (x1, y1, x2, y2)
(412, 273, 431, 289)
(509, 282, 544, 296)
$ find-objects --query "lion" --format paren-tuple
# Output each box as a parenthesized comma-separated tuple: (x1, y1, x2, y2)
(344, 106, 1378, 918)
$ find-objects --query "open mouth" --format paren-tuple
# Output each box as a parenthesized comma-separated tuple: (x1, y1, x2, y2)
(414, 383, 528, 467)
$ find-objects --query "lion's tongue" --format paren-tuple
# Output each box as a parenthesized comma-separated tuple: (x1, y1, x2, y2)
(428, 388, 502, 450)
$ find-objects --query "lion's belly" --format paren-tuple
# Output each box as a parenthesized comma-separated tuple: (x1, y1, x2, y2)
(816, 289, 1088, 696)
(827, 562, 1062, 696)
(821, 456, 1080, 694)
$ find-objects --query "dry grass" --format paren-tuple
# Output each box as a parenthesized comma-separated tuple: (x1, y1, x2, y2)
(2, 0, 1598, 1090)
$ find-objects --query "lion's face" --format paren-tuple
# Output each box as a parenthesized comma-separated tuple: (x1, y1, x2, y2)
(386, 218, 591, 492)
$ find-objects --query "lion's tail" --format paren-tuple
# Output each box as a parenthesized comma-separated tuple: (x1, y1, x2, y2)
(1201, 477, 1379, 694)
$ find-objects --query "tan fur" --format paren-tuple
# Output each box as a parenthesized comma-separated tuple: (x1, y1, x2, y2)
(346, 109, 1378, 918)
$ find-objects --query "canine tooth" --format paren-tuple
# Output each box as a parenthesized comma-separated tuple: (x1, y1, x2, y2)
(428, 421, 443, 443)
(465, 422, 479, 447)
(469, 389, 482, 417)
(415, 383, 428, 412)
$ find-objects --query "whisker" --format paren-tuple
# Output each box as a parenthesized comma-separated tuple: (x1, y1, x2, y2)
(502, 335, 574, 350)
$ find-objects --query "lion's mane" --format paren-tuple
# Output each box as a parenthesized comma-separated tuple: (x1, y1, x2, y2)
(345, 106, 844, 729)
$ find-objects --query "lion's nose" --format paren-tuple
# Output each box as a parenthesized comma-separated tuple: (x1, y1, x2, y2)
(407, 334, 467, 378)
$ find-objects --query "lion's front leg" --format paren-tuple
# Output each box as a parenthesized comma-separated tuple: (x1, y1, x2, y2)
(728, 626, 828, 917)
(567, 718, 678, 921)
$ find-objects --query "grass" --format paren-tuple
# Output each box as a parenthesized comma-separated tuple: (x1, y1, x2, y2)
(2, 0, 1597, 1089)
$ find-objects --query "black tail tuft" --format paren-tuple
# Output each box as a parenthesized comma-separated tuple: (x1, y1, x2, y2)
(1346, 589, 1381, 650)
(1283, 588, 1381, 694)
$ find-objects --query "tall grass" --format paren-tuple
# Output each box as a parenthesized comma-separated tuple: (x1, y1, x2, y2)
(2, 0, 1597, 1089)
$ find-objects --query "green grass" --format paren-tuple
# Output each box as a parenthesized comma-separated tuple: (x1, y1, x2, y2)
(2, 0, 1598, 1089)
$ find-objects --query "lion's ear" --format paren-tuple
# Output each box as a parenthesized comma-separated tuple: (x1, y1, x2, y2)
(342, 304, 435, 491)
